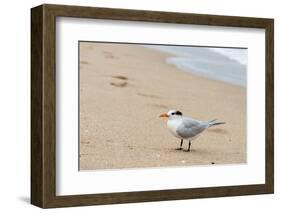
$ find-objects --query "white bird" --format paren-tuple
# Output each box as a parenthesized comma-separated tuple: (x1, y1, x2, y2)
(159, 109, 225, 152)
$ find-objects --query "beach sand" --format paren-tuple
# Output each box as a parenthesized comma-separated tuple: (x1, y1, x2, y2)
(79, 42, 246, 170)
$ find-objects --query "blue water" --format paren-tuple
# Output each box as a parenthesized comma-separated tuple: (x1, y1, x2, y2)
(143, 45, 247, 87)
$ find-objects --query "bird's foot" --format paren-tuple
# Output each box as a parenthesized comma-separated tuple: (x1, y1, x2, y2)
(183, 149, 191, 152)
(175, 147, 183, 150)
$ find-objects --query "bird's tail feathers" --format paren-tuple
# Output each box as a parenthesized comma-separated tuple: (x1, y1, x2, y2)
(208, 119, 226, 127)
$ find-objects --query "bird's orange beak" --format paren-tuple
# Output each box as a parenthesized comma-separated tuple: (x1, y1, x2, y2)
(159, 113, 169, 118)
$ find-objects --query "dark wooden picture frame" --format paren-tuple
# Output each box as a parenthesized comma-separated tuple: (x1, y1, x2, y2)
(31, 4, 274, 208)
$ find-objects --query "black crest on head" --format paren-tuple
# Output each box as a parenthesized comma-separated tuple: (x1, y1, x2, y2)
(175, 110, 182, 116)
(171, 110, 182, 116)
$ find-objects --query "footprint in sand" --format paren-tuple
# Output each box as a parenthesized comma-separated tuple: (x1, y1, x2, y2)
(110, 82, 128, 87)
(136, 93, 168, 109)
(103, 51, 117, 59)
(137, 93, 161, 99)
(149, 103, 169, 109)
(110, 75, 129, 88)
(112, 75, 128, 81)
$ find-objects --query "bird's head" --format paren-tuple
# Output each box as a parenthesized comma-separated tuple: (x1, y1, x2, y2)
(159, 109, 183, 119)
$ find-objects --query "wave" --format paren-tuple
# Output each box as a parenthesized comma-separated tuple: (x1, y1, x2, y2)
(142, 45, 247, 87)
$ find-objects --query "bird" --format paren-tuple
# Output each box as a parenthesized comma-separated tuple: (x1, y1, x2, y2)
(159, 109, 225, 152)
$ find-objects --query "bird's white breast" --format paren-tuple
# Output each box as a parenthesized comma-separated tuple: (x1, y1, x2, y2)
(167, 118, 182, 138)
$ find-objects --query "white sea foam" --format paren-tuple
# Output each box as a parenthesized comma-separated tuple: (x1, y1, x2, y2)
(142, 45, 247, 87)
(208, 48, 248, 65)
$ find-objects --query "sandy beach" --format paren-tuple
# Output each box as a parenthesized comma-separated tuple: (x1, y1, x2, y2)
(79, 42, 246, 170)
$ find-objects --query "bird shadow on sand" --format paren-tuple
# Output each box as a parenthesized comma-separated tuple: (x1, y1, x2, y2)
(167, 148, 209, 155)
(207, 128, 228, 134)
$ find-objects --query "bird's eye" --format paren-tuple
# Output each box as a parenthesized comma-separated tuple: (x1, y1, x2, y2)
(171, 113, 175, 115)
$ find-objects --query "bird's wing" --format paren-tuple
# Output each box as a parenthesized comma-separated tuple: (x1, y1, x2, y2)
(176, 118, 207, 139)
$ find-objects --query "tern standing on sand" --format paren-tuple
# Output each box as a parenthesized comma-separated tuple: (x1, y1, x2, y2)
(160, 110, 225, 152)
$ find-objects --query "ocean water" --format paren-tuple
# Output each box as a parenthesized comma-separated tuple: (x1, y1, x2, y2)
(143, 45, 247, 87)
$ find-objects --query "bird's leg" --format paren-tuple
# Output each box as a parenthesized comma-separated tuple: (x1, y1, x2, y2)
(187, 141, 192, 152)
(175, 139, 184, 150)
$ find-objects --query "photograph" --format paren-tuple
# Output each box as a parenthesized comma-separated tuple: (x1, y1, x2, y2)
(79, 42, 247, 171)
(30, 4, 274, 208)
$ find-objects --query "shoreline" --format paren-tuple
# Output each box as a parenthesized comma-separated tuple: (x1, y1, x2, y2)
(143, 45, 247, 87)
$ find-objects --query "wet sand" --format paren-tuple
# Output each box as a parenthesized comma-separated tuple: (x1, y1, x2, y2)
(79, 42, 246, 170)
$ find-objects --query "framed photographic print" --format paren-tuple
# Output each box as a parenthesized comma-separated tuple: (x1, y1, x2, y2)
(31, 4, 274, 208)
